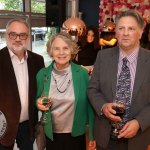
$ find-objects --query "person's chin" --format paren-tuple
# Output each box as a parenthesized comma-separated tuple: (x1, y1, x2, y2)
(13, 47, 25, 53)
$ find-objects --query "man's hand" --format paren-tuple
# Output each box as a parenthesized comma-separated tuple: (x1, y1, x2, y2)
(102, 103, 122, 122)
(118, 119, 140, 139)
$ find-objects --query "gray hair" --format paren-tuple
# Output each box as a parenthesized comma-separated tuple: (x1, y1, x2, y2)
(115, 10, 145, 29)
(47, 32, 79, 59)
(6, 18, 30, 33)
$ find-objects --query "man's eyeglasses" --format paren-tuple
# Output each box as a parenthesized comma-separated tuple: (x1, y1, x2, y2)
(8, 32, 28, 40)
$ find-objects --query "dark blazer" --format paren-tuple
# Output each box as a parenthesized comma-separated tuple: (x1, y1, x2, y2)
(88, 46, 150, 150)
(0, 47, 44, 146)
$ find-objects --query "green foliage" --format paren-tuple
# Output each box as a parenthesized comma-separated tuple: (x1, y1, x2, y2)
(0, 0, 22, 11)
(31, 0, 45, 13)
(0, 0, 45, 13)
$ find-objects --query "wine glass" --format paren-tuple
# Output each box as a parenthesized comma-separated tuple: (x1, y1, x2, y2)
(39, 92, 52, 124)
(42, 97, 52, 108)
(111, 100, 126, 138)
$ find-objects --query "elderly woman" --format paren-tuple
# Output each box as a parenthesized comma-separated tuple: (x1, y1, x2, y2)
(36, 32, 96, 150)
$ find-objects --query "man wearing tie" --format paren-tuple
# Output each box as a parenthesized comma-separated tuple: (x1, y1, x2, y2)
(88, 10, 150, 150)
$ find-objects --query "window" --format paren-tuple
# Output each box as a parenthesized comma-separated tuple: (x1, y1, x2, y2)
(32, 27, 52, 67)
(0, 0, 53, 66)
(0, 0, 23, 11)
(31, 0, 45, 13)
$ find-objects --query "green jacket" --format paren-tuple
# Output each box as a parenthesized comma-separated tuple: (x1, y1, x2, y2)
(36, 61, 95, 141)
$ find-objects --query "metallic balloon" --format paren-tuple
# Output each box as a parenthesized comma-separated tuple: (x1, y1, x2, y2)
(62, 17, 86, 36)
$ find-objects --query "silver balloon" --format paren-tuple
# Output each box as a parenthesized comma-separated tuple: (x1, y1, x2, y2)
(62, 17, 86, 36)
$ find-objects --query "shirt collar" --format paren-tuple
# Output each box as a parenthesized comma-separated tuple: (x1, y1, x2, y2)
(8, 49, 28, 61)
(119, 48, 139, 64)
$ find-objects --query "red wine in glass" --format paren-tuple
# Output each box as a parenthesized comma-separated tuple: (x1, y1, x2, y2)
(111, 100, 126, 138)
(112, 105, 125, 118)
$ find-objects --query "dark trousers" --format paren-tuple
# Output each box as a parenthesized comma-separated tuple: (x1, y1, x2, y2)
(46, 133, 86, 150)
(97, 138, 128, 150)
(0, 121, 33, 150)
(0, 145, 13, 150)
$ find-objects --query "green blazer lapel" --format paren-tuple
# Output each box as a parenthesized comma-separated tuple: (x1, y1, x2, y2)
(132, 49, 150, 104)
(111, 47, 119, 100)
(43, 63, 53, 140)
(71, 62, 80, 106)
(43, 65, 52, 96)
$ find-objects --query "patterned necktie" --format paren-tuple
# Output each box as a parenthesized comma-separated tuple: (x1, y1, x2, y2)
(116, 57, 131, 123)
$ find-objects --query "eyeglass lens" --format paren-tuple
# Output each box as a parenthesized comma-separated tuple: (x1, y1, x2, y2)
(8, 32, 28, 40)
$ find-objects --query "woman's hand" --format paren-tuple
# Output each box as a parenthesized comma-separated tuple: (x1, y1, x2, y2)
(37, 97, 51, 111)
(88, 140, 96, 150)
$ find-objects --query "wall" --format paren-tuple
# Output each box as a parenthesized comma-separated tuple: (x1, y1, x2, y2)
(79, 0, 100, 27)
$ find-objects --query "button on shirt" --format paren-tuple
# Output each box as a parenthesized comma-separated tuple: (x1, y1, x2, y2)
(9, 50, 29, 123)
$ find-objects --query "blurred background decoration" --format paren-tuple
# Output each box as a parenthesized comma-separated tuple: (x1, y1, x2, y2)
(62, 17, 86, 37)
(99, 0, 150, 32)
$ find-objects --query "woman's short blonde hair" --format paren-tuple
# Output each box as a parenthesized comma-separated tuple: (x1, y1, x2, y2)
(47, 32, 79, 59)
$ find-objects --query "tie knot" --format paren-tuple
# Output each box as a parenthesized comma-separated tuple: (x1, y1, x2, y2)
(123, 57, 128, 65)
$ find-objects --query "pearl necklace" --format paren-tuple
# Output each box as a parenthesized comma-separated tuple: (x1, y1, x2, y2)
(52, 72, 71, 93)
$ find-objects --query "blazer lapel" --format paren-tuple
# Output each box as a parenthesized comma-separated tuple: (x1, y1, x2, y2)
(41, 64, 53, 140)
(111, 47, 119, 100)
(3, 48, 20, 100)
(71, 62, 80, 106)
(131, 49, 149, 104)
(27, 52, 35, 99)
(43, 65, 52, 96)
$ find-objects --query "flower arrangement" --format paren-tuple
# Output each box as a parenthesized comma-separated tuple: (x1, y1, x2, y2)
(143, 10, 150, 23)
(99, 0, 150, 31)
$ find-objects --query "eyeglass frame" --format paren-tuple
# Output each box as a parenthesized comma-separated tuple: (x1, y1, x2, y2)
(8, 32, 29, 40)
